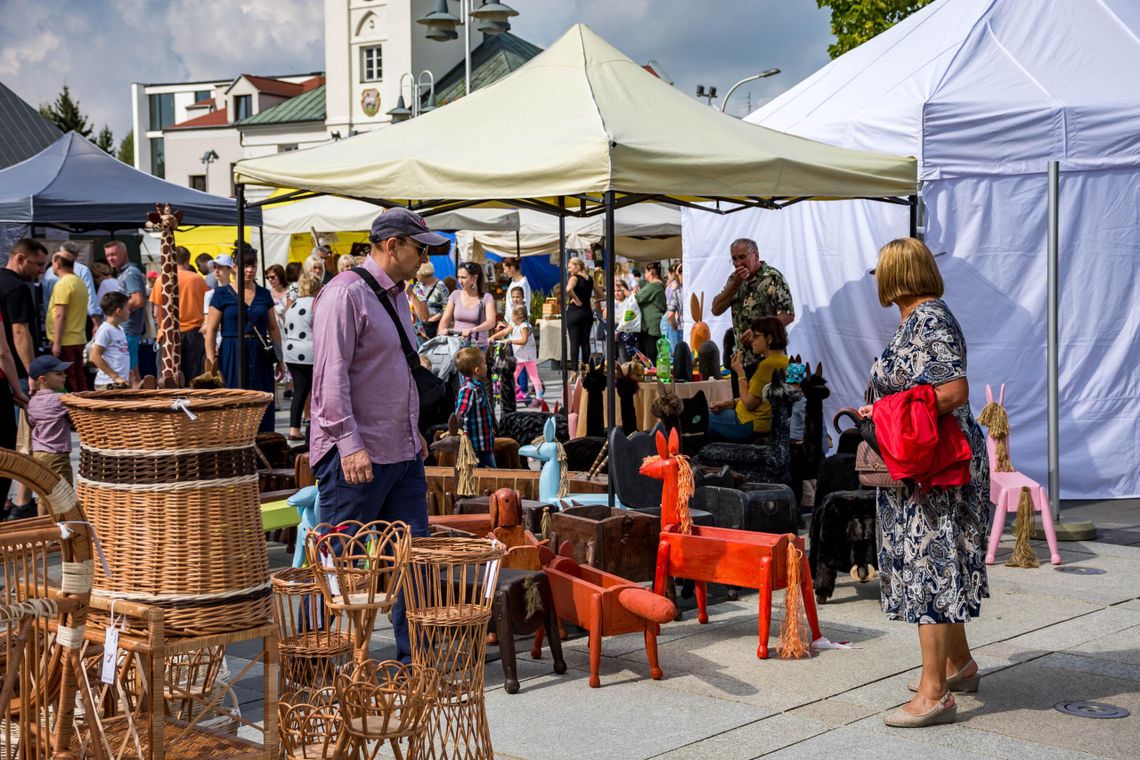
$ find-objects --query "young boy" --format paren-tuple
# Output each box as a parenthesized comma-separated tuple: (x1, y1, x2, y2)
(26, 355, 76, 495)
(454, 346, 497, 468)
(90, 291, 131, 390)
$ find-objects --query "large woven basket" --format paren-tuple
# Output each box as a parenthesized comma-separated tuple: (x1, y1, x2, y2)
(62, 389, 273, 636)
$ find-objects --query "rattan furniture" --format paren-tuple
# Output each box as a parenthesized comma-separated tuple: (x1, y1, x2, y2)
(403, 538, 503, 760)
(272, 567, 353, 692)
(335, 660, 438, 760)
(62, 389, 275, 637)
(276, 686, 341, 760)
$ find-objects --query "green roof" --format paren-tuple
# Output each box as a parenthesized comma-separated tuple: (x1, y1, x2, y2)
(237, 85, 326, 127)
(431, 33, 542, 106)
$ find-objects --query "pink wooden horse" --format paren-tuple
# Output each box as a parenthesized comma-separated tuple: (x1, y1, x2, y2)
(641, 428, 821, 658)
(983, 384, 1061, 565)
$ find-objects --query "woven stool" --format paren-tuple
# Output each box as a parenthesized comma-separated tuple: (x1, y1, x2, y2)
(305, 521, 411, 664)
(403, 537, 503, 760)
(335, 660, 437, 760)
(272, 567, 353, 692)
(277, 686, 342, 760)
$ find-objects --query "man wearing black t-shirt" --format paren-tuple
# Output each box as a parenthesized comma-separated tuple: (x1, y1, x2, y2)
(0, 239, 47, 518)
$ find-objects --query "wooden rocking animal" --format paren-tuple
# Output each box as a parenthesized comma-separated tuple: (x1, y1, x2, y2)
(642, 428, 822, 658)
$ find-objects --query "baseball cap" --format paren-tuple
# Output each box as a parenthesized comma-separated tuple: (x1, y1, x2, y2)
(29, 355, 72, 378)
(214, 253, 235, 268)
(369, 208, 449, 248)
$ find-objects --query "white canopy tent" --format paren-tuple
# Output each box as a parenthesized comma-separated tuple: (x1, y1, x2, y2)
(233, 24, 916, 503)
(683, 0, 1140, 499)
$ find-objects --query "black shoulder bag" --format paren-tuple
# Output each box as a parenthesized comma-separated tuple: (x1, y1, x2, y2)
(352, 267, 446, 406)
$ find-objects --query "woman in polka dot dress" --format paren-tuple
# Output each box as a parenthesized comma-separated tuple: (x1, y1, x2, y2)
(283, 273, 321, 440)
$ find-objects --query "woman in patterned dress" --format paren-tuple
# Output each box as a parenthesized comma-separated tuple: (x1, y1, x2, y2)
(859, 238, 990, 728)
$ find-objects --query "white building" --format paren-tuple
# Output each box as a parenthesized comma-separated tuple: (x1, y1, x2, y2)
(130, 1, 542, 197)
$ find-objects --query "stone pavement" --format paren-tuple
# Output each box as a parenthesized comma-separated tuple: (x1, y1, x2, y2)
(226, 521, 1139, 760)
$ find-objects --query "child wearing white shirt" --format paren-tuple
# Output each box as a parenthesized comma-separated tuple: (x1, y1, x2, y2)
(90, 292, 131, 389)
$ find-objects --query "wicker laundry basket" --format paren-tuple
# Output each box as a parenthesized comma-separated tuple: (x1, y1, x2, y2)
(63, 389, 273, 636)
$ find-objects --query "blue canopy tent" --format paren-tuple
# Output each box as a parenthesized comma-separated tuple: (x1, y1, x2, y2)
(0, 131, 259, 232)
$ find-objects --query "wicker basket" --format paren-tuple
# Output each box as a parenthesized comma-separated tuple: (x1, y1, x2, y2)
(62, 389, 273, 636)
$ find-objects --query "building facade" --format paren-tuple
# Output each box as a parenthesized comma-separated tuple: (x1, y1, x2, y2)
(130, 1, 520, 197)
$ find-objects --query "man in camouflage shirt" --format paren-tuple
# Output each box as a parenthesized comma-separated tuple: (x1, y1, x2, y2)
(710, 237, 794, 377)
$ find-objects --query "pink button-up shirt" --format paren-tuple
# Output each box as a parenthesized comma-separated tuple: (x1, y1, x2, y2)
(310, 256, 419, 466)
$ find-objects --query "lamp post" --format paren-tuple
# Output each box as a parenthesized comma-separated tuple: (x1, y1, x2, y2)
(695, 84, 718, 106)
(417, 0, 519, 96)
(388, 71, 438, 123)
(720, 68, 780, 113)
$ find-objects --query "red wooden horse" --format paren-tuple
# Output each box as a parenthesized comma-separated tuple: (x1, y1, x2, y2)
(642, 428, 823, 658)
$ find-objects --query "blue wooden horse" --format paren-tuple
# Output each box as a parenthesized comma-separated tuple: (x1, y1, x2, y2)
(521, 416, 625, 509)
(288, 485, 320, 567)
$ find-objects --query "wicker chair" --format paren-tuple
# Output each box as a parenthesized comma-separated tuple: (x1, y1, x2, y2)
(277, 686, 342, 760)
(334, 660, 437, 760)
(0, 450, 100, 760)
(305, 521, 412, 663)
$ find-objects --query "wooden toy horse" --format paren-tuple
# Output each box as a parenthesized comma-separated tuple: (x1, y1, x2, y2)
(522, 416, 626, 509)
(642, 428, 822, 659)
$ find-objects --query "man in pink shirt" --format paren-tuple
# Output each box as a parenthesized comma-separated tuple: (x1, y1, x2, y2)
(310, 208, 446, 663)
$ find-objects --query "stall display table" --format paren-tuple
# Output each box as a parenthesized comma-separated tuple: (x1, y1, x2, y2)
(576, 378, 732, 436)
(537, 318, 563, 363)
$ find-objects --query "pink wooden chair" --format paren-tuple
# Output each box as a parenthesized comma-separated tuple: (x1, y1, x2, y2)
(983, 384, 1061, 565)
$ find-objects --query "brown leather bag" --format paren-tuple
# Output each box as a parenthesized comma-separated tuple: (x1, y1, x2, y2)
(855, 442, 904, 489)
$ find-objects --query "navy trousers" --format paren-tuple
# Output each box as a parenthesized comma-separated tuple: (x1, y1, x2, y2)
(314, 451, 429, 662)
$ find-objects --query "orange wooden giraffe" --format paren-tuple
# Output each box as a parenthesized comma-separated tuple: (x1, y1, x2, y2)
(642, 428, 822, 659)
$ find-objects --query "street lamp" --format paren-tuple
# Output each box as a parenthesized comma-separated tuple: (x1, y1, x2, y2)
(696, 85, 718, 106)
(720, 68, 780, 113)
(390, 71, 438, 123)
(417, 0, 519, 96)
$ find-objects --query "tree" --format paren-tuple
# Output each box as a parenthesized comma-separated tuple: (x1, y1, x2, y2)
(117, 130, 134, 166)
(39, 84, 92, 136)
(817, 0, 934, 58)
(95, 125, 115, 153)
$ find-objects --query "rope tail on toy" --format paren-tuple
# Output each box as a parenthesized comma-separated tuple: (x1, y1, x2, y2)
(540, 507, 552, 541)
(456, 431, 478, 496)
(978, 401, 1012, 472)
(1006, 487, 1040, 568)
(777, 536, 811, 659)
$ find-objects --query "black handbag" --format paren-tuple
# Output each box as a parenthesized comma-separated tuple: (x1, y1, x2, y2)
(352, 267, 446, 406)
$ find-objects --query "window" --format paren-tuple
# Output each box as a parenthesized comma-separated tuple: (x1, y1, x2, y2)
(234, 94, 253, 121)
(361, 45, 383, 82)
(189, 175, 207, 192)
(193, 90, 211, 104)
(149, 137, 165, 179)
(277, 143, 299, 153)
(148, 93, 175, 131)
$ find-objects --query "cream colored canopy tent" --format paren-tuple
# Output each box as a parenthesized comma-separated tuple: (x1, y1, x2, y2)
(232, 24, 917, 502)
(456, 204, 681, 262)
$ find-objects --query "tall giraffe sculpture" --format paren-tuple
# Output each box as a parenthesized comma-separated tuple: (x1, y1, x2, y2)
(146, 203, 183, 387)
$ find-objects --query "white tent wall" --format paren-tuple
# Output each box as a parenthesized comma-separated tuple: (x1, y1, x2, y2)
(685, 0, 1140, 499)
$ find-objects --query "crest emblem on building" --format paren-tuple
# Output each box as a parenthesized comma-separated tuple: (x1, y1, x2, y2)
(361, 88, 381, 117)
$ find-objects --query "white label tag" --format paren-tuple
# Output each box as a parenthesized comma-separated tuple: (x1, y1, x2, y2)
(101, 626, 120, 685)
(483, 559, 500, 599)
(321, 551, 341, 597)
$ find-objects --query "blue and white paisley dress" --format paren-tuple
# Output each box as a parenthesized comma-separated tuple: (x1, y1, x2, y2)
(869, 299, 990, 624)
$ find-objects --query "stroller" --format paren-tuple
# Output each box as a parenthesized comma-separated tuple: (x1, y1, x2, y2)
(417, 334, 464, 440)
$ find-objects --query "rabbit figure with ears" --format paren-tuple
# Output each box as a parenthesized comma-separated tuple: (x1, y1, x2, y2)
(689, 292, 710, 353)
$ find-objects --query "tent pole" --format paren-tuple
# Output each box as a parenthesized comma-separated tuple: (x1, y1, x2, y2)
(236, 183, 246, 388)
(558, 197, 569, 415)
(259, 224, 266, 282)
(604, 191, 616, 509)
(908, 194, 918, 237)
(1047, 162, 1061, 517)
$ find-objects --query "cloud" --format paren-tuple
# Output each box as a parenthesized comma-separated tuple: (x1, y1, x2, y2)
(0, 0, 833, 142)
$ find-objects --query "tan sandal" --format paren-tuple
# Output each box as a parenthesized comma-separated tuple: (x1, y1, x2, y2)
(884, 691, 957, 727)
(907, 658, 979, 693)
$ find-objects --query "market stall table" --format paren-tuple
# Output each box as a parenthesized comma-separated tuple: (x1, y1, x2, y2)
(576, 378, 732, 436)
(537, 318, 563, 364)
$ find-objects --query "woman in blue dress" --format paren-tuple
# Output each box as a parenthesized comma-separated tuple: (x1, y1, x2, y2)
(204, 248, 285, 432)
(860, 238, 989, 729)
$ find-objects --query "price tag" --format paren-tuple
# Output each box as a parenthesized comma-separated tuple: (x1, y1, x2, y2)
(484, 559, 500, 599)
(101, 626, 120, 685)
(321, 550, 341, 597)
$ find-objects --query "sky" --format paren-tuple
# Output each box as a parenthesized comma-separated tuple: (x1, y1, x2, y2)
(0, 0, 834, 143)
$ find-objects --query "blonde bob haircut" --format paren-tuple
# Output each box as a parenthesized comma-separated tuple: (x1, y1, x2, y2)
(874, 237, 944, 307)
